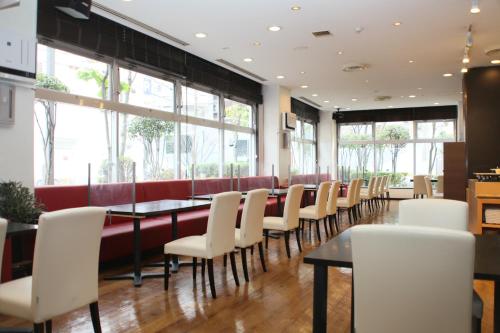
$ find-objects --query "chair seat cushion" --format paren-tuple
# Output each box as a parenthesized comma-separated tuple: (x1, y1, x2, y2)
(0, 277, 32, 321)
(299, 206, 321, 220)
(164, 235, 208, 258)
(263, 216, 287, 231)
(337, 198, 351, 208)
(360, 193, 372, 200)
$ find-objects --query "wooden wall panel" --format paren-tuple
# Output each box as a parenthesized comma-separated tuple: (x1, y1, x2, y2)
(443, 142, 466, 201)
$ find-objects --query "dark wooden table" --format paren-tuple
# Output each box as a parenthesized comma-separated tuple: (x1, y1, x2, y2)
(6, 222, 38, 237)
(106, 199, 211, 287)
(304, 229, 500, 333)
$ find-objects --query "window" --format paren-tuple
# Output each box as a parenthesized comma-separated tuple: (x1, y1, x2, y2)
(34, 44, 257, 185)
(291, 119, 317, 174)
(338, 120, 456, 187)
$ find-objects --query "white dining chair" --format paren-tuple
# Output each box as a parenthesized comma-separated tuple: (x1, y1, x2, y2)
(164, 191, 241, 298)
(299, 181, 330, 241)
(372, 176, 382, 209)
(436, 175, 444, 194)
(235, 189, 268, 282)
(413, 175, 427, 198)
(384, 175, 391, 199)
(378, 175, 388, 204)
(326, 181, 341, 233)
(263, 184, 304, 258)
(352, 224, 476, 333)
(0, 207, 106, 333)
(360, 176, 376, 214)
(337, 179, 357, 225)
(353, 179, 363, 220)
(0, 218, 7, 272)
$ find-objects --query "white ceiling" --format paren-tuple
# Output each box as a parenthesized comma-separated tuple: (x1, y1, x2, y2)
(94, 0, 500, 111)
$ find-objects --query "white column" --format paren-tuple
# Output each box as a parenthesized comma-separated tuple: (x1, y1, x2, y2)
(318, 111, 337, 180)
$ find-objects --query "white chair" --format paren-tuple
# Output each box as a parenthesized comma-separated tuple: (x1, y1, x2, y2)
(384, 174, 391, 199)
(360, 177, 376, 214)
(353, 179, 363, 220)
(326, 181, 341, 233)
(0, 207, 106, 333)
(372, 176, 382, 208)
(379, 175, 388, 202)
(164, 191, 242, 298)
(299, 181, 330, 241)
(263, 184, 304, 258)
(352, 224, 476, 333)
(413, 175, 427, 198)
(235, 189, 269, 282)
(337, 179, 357, 225)
(436, 175, 444, 194)
(0, 218, 7, 271)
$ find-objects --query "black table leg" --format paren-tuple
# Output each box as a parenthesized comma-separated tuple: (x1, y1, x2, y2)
(169, 212, 196, 272)
(495, 280, 499, 333)
(313, 264, 328, 333)
(104, 217, 163, 287)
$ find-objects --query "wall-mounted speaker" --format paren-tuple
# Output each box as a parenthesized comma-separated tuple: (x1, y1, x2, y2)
(55, 0, 91, 19)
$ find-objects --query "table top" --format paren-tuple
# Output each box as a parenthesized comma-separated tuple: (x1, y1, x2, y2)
(6, 222, 38, 237)
(106, 199, 211, 217)
(239, 188, 288, 196)
(191, 194, 248, 201)
(304, 229, 500, 280)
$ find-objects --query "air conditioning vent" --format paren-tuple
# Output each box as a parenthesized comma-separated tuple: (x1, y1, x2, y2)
(216, 59, 267, 82)
(312, 30, 332, 38)
(342, 63, 369, 72)
(374, 95, 392, 101)
(485, 46, 500, 57)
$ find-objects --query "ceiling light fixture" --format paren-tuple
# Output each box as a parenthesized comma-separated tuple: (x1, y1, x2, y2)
(388, 106, 393, 108)
(243, 58, 253, 62)
(334, 105, 339, 108)
(194, 32, 207, 38)
(291, 5, 301, 11)
(300, 85, 309, 88)
(268, 26, 282, 32)
(409, 60, 415, 63)
(337, 51, 343, 55)
(443, 73, 453, 77)
(312, 94, 318, 97)
(252, 41, 262, 47)
(408, 95, 416, 98)
(491, 60, 500, 64)
(461, 67, 468, 73)
(324, 100, 330, 103)
(417, 87, 423, 90)
(393, 21, 402, 27)
(276, 75, 285, 79)
(470, 0, 480, 13)
(351, 98, 358, 102)
(300, 71, 306, 74)
(434, 102, 440, 105)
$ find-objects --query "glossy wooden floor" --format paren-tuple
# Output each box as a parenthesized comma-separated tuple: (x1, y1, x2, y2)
(0, 201, 494, 332)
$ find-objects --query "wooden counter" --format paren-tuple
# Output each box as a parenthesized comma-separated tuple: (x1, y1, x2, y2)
(468, 180, 500, 234)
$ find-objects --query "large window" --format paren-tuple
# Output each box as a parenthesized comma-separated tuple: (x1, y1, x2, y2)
(338, 120, 455, 187)
(34, 44, 256, 185)
(291, 119, 317, 174)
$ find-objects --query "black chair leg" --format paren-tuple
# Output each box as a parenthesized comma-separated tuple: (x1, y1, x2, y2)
(207, 258, 216, 298)
(241, 247, 249, 282)
(229, 252, 240, 286)
(258, 242, 267, 272)
(223, 253, 227, 267)
(348, 208, 353, 225)
(265, 229, 269, 249)
(192, 257, 197, 281)
(315, 219, 321, 242)
(334, 215, 339, 232)
(164, 254, 170, 290)
(284, 230, 291, 258)
(90, 301, 102, 333)
(295, 227, 302, 252)
(323, 218, 329, 237)
(45, 320, 52, 333)
(250, 245, 254, 255)
(201, 258, 206, 279)
(34, 323, 44, 333)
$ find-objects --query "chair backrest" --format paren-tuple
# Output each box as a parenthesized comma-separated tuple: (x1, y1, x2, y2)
(424, 177, 433, 198)
(373, 176, 382, 196)
(283, 184, 304, 229)
(205, 191, 242, 258)
(354, 179, 362, 204)
(327, 181, 341, 215)
(384, 175, 391, 191)
(399, 199, 468, 231)
(436, 175, 444, 193)
(413, 175, 427, 195)
(239, 189, 268, 248)
(346, 179, 357, 207)
(379, 176, 387, 195)
(366, 177, 375, 197)
(352, 224, 475, 333)
(314, 181, 331, 218)
(31, 207, 106, 323)
(0, 218, 7, 272)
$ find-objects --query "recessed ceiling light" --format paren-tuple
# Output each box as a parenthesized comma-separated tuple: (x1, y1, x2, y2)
(346, 107, 351, 110)
(334, 105, 339, 108)
(351, 98, 358, 102)
(434, 102, 440, 105)
(337, 51, 343, 55)
(491, 60, 500, 64)
(409, 60, 414, 63)
(417, 87, 423, 90)
(312, 94, 318, 97)
(243, 58, 253, 62)
(461, 67, 468, 73)
(400, 96, 405, 98)
(443, 73, 453, 77)
(291, 5, 301, 11)
(299, 71, 306, 74)
(388, 106, 393, 108)
(300, 85, 309, 89)
(195, 32, 207, 38)
(470, 0, 480, 13)
(408, 95, 416, 98)
(268, 26, 282, 32)
(393, 21, 402, 27)
(252, 41, 262, 47)
(365, 80, 369, 83)
(276, 75, 285, 79)
(323, 100, 330, 103)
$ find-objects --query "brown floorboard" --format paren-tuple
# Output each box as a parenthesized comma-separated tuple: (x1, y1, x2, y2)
(0, 201, 494, 332)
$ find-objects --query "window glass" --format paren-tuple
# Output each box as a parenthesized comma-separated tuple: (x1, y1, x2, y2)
(34, 100, 111, 185)
(415, 142, 444, 177)
(180, 124, 220, 178)
(36, 44, 111, 100)
(291, 120, 317, 174)
(417, 121, 455, 140)
(303, 122, 315, 140)
(224, 99, 252, 127)
(338, 143, 374, 181)
(375, 121, 413, 140)
(224, 131, 252, 176)
(339, 124, 372, 141)
(375, 143, 413, 187)
(182, 86, 219, 121)
(119, 68, 174, 112)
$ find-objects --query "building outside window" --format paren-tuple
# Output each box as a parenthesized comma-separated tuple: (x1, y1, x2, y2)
(291, 119, 317, 175)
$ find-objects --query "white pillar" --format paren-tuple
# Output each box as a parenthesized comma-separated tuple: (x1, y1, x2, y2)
(318, 111, 337, 180)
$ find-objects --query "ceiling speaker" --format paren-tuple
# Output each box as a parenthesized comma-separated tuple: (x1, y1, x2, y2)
(55, 0, 91, 19)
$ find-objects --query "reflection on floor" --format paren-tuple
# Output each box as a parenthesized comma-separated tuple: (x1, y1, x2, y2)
(0, 201, 494, 332)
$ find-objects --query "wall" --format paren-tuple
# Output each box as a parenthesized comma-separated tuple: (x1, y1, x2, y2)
(0, 1, 37, 188)
(317, 111, 336, 178)
(464, 66, 500, 178)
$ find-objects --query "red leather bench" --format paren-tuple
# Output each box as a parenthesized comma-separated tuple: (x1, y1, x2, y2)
(33, 176, 280, 263)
